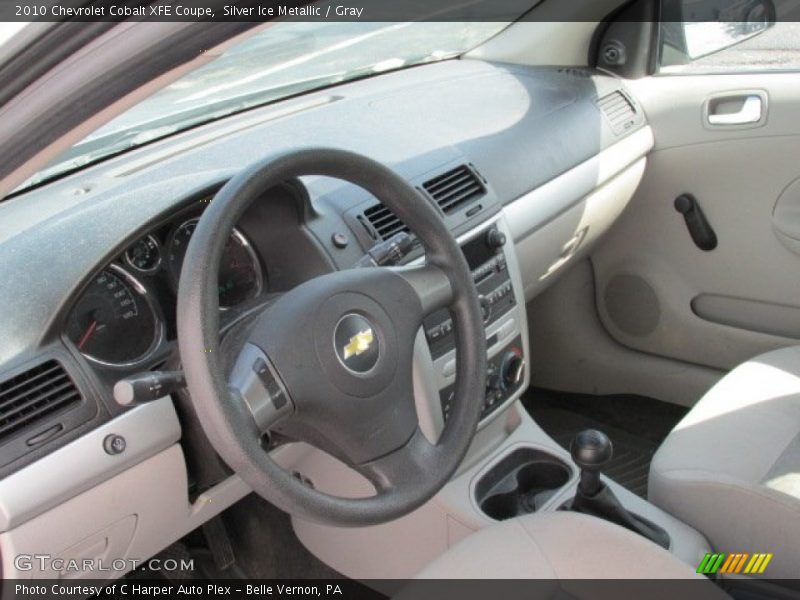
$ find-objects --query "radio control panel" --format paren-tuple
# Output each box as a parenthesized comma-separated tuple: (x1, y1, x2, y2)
(424, 252, 515, 359)
(424, 218, 529, 427)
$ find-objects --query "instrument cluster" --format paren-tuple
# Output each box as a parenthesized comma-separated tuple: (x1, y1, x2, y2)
(65, 204, 265, 369)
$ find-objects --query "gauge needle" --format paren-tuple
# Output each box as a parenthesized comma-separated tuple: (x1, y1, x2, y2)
(77, 319, 98, 349)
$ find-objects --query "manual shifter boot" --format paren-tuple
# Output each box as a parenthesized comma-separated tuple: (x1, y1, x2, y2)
(569, 429, 670, 549)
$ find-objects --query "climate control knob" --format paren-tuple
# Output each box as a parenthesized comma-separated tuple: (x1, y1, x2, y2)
(500, 352, 525, 387)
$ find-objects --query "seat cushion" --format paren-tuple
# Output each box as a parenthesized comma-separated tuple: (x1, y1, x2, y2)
(649, 345, 800, 580)
(415, 511, 717, 579)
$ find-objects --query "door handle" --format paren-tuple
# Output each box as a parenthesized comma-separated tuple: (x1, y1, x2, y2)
(674, 194, 717, 251)
(707, 94, 763, 126)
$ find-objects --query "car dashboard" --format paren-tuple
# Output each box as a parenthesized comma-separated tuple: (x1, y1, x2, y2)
(0, 58, 653, 577)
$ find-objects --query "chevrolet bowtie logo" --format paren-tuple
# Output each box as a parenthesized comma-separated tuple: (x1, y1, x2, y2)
(342, 328, 374, 360)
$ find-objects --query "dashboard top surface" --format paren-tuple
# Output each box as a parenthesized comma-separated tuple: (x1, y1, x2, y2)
(0, 59, 636, 370)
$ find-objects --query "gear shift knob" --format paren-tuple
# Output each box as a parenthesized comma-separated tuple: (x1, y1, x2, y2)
(570, 429, 613, 496)
(567, 429, 670, 547)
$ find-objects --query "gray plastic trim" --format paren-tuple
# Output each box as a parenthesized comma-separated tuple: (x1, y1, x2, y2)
(409, 213, 530, 437)
(692, 294, 800, 340)
(0, 396, 181, 532)
(292, 403, 712, 579)
(505, 126, 653, 242)
(433, 215, 529, 431)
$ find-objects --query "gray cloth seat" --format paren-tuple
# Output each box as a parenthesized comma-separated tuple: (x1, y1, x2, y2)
(649, 345, 800, 580)
(414, 512, 723, 598)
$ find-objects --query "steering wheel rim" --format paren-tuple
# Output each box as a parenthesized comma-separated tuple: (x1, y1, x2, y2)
(177, 148, 486, 526)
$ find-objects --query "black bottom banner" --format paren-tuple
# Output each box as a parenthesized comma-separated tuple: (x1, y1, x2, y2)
(4, 578, 800, 600)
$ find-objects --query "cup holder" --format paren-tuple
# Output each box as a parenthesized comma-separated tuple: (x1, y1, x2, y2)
(475, 447, 572, 521)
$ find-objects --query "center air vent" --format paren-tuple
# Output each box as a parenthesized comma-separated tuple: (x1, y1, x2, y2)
(361, 164, 488, 241)
(422, 164, 486, 215)
(0, 360, 82, 444)
(598, 91, 638, 135)
(363, 203, 409, 241)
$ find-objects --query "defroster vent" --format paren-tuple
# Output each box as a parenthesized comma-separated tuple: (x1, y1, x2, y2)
(598, 91, 638, 135)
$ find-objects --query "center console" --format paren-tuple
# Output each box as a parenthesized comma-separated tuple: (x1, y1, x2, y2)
(423, 219, 528, 425)
(292, 216, 712, 583)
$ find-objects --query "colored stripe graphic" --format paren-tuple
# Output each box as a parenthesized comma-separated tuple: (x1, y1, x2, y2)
(721, 553, 738, 573)
(697, 553, 714, 573)
(698, 553, 725, 574)
(719, 554, 736, 573)
(734, 553, 749, 573)
(744, 554, 760, 574)
(758, 554, 773, 574)
(699, 552, 773, 574)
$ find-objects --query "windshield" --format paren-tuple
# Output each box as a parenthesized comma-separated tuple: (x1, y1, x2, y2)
(18, 21, 512, 192)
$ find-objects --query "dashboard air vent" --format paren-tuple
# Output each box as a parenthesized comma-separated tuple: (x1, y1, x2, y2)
(0, 360, 82, 443)
(422, 165, 486, 215)
(363, 203, 409, 241)
(598, 91, 638, 135)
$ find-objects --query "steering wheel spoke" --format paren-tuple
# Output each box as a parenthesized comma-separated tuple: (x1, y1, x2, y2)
(228, 343, 294, 434)
(355, 428, 438, 494)
(391, 263, 453, 318)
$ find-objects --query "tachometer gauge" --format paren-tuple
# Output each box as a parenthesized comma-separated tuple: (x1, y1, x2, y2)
(124, 234, 161, 273)
(66, 266, 162, 366)
(167, 218, 263, 309)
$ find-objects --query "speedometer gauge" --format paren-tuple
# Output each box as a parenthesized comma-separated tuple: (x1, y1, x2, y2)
(66, 266, 162, 366)
(167, 218, 263, 309)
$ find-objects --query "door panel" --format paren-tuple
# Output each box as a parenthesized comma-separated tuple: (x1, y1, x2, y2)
(591, 73, 800, 371)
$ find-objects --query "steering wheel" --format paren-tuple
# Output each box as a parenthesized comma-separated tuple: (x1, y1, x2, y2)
(177, 149, 487, 526)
